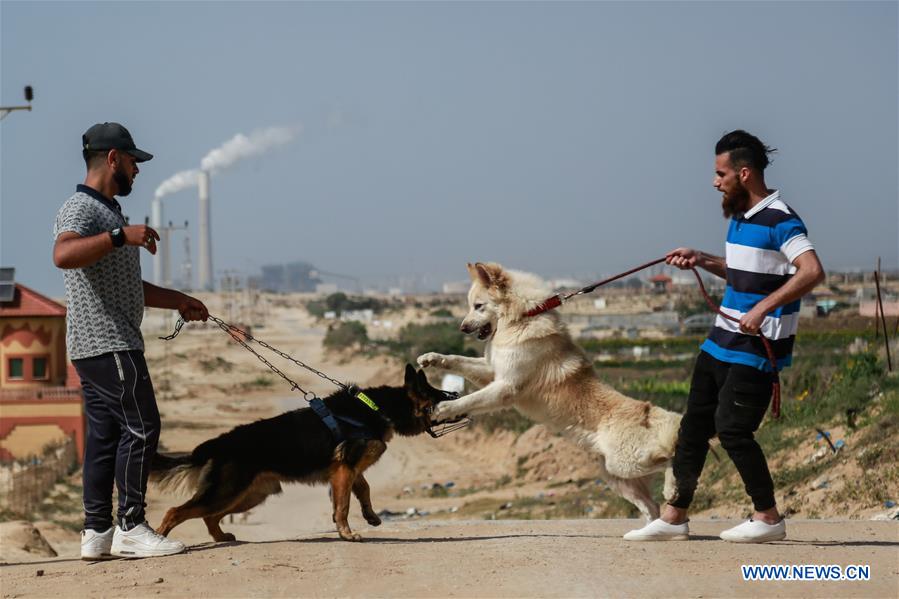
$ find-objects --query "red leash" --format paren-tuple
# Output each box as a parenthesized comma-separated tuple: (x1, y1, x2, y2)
(525, 257, 782, 418)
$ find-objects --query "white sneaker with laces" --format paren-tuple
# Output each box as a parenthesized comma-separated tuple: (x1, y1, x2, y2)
(719, 518, 786, 543)
(111, 523, 186, 558)
(81, 526, 116, 560)
(623, 518, 690, 541)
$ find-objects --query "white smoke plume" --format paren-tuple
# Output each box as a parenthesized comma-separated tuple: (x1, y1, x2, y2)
(154, 169, 200, 199)
(154, 125, 300, 199)
(201, 126, 299, 172)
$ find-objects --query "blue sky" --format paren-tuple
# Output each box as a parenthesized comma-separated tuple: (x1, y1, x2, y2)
(1, 1, 896, 296)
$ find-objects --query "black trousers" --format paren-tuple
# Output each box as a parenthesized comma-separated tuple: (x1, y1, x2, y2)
(73, 350, 160, 532)
(670, 351, 776, 512)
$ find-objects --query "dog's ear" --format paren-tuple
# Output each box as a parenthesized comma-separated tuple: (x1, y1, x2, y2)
(406, 367, 433, 417)
(473, 262, 508, 292)
(404, 363, 416, 389)
(415, 368, 431, 391)
(466, 262, 479, 282)
(473, 262, 492, 287)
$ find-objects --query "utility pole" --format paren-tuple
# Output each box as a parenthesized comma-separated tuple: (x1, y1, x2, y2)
(220, 269, 244, 324)
(0, 86, 33, 120)
(162, 220, 189, 287)
(181, 231, 193, 291)
(144, 217, 189, 288)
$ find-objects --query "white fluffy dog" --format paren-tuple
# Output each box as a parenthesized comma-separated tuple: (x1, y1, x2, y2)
(419, 262, 682, 521)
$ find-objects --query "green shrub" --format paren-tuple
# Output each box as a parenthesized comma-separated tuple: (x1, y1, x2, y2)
(579, 336, 705, 355)
(198, 356, 234, 373)
(323, 321, 369, 351)
(675, 293, 723, 319)
(777, 351, 882, 426)
(620, 376, 691, 413)
(595, 358, 693, 370)
(378, 322, 477, 362)
(474, 409, 535, 435)
(306, 293, 388, 318)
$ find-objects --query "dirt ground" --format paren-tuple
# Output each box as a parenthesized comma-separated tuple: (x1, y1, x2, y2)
(2, 519, 897, 598)
(3, 296, 897, 597)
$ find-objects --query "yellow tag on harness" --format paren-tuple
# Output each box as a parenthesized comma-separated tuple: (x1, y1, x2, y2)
(355, 392, 379, 411)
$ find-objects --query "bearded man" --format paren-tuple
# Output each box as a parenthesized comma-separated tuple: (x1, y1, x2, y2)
(54, 122, 208, 559)
(625, 130, 825, 543)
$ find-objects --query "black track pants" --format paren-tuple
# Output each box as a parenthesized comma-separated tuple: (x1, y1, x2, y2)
(669, 351, 776, 512)
(73, 350, 160, 532)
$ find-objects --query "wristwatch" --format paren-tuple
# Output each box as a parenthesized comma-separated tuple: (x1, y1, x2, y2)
(110, 227, 126, 248)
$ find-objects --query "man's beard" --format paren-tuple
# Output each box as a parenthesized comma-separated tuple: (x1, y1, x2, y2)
(113, 166, 133, 197)
(721, 183, 749, 218)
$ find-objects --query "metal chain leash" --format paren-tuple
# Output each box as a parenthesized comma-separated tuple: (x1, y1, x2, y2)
(160, 315, 348, 401)
(160, 315, 471, 437)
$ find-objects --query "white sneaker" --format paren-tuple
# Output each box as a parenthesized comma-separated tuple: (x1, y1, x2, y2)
(81, 526, 116, 560)
(111, 523, 186, 558)
(720, 518, 786, 543)
(623, 518, 690, 541)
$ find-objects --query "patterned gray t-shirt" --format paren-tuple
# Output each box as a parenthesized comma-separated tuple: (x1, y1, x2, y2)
(53, 185, 145, 359)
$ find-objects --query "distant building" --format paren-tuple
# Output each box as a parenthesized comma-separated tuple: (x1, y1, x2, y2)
(859, 299, 899, 317)
(440, 374, 465, 394)
(649, 274, 673, 294)
(549, 278, 583, 291)
(0, 272, 85, 463)
(682, 313, 716, 334)
(342, 309, 374, 323)
(857, 287, 899, 317)
(442, 281, 470, 295)
(315, 283, 339, 295)
(260, 262, 322, 293)
(671, 273, 698, 286)
(571, 311, 681, 336)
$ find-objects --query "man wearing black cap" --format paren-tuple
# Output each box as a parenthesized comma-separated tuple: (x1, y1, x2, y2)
(54, 122, 208, 559)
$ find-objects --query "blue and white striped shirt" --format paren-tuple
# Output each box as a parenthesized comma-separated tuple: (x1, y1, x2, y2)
(700, 190, 815, 371)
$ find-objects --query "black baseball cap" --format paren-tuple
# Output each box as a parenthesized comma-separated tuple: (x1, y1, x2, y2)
(82, 122, 153, 162)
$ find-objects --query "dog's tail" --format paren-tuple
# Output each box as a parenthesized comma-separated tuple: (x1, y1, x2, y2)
(149, 452, 207, 495)
(660, 412, 682, 457)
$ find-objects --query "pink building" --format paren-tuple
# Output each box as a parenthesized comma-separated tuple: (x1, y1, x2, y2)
(0, 277, 85, 462)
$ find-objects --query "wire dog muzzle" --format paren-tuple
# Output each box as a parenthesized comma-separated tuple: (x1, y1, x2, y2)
(426, 390, 471, 438)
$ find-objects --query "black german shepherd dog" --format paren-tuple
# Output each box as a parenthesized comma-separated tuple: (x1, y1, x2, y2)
(150, 365, 447, 542)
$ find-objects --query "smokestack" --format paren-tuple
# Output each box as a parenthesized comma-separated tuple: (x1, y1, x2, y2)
(197, 170, 213, 291)
(181, 230, 192, 290)
(151, 197, 163, 285)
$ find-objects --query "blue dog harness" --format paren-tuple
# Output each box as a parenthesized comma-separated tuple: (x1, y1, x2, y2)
(309, 393, 386, 443)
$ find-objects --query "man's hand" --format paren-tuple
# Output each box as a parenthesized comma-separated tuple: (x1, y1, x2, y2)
(123, 225, 160, 255)
(178, 295, 209, 322)
(143, 282, 209, 320)
(739, 305, 767, 335)
(54, 227, 160, 270)
(666, 247, 727, 279)
(665, 248, 699, 270)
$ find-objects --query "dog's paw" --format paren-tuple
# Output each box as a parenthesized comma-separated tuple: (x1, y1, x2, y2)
(215, 532, 236, 543)
(417, 352, 447, 369)
(364, 512, 382, 527)
(433, 402, 462, 421)
(340, 532, 363, 542)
